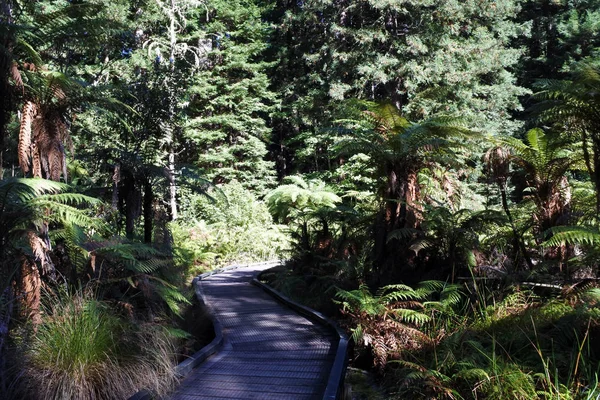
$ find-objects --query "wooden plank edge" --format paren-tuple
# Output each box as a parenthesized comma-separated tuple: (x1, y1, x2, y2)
(128, 260, 280, 400)
(251, 268, 349, 400)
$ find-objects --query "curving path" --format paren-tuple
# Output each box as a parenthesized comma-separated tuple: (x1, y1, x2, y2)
(169, 264, 339, 400)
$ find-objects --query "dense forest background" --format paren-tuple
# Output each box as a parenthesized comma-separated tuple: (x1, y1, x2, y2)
(2, 0, 600, 398)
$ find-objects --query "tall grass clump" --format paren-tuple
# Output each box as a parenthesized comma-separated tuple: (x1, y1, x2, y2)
(19, 293, 177, 400)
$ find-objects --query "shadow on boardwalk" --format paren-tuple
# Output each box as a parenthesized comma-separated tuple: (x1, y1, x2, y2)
(170, 265, 338, 400)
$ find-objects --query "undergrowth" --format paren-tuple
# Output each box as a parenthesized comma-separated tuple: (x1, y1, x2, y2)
(174, 181, 289, 274)
(386, 285, 600, 399)
(10, 292, 177, 400)
(267, 265, 600, 399)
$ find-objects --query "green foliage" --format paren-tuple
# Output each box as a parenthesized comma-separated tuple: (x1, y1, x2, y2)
(5, 1, 600, 399)
(89, 240, 191, 316)
(0, 178, 103, 280)
(184, 0, 278, 194)
(265, 175, 341, 222)
(20, 292, 177, 400)
(268, 0, 527, 175)
(175, 181, 289, 271)
(335, 281, 464, 369)
(385, 284, 600, 400)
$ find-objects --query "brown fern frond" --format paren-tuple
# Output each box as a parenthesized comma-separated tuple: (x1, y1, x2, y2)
(27, 231, 47, 262)
(18, 101, 36, 174)
(62, 146, 68, 183)
(40, 149, 50, 179)
(50, 83, 66, 101)
(372, 336, 388, 369)
(392, 300, 424, 309)
(11, 61, 23, 92)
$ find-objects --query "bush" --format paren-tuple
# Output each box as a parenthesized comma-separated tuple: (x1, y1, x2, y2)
(18, 293, 177, 400)
(174, 181, 289, 272)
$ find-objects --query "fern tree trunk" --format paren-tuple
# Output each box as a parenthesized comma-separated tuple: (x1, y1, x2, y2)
(580, 130, 600, 217)
(377, 167, 421, 284)
(499, 182, 535, 270)
(123, 171, 139, 239)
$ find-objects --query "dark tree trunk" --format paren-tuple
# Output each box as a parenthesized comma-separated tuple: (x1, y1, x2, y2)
(143, 178, 153, 244)
(593, 140, 600, 217)
(0, 286, 13, 397)
(123, 173, 137, 240)
(0, 0, 15, 179)
(499, 182, 535, 270)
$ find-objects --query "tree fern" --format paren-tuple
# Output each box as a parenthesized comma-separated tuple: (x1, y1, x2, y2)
(542, 226, 600, 247)
(531, 62, 600, 216)
(265, 176, 341, 222)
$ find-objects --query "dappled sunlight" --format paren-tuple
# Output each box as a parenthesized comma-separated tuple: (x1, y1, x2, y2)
(170, 265, 337, 399)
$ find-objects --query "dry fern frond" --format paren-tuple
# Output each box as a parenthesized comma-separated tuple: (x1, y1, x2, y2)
(31, 142, 42, 178)
(11, 61, 23, 92)
(19, 101, 36, 174)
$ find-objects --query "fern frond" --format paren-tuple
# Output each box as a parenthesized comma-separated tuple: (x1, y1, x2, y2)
(387, 227, 421, 242)
(351, 323, 364, 344)
(542, 226, 600, 247)
(393, 308, 431, 326)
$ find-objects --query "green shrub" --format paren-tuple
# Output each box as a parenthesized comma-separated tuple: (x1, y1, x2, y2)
(174, 181, 289, 271)
(20, 293, 177, 400)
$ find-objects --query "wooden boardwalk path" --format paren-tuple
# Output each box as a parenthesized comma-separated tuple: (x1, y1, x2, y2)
(169, 264, 340, 400)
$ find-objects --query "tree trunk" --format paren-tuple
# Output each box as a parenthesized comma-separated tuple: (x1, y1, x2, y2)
(124, 174, 137, 239)
(168, 149, 178, 220)
(18, 257, 41, 326)
(0, 0, 15, 180)
(499, 182, 535, 270)
(593, 140, 600, 217)
(166, 0, 178, 220)
(0, 286, 12, 397)
(143, 178, 153, 244)
(112, 163, 120, 210)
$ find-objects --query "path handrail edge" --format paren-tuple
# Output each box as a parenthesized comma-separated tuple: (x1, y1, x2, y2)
(252, 267, 349, 400)
(128, 260, 281, 400)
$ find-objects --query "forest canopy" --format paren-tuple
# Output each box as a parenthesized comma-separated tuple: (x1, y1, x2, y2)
(2, 0, 600, 399)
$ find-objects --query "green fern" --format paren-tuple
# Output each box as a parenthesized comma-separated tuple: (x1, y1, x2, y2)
(542, 226, 600, 247)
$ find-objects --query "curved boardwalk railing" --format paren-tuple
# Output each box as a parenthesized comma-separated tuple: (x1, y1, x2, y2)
(169, 262, 346, 400)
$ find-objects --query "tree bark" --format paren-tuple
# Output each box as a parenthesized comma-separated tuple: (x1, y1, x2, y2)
(499, 182, 535, 270)
(593, 140, 600, 217)
(112, 163, 120, 210)
(168, 148, 178, 220)
(143, 178, 153, 244)
(0, 0, 15, 179)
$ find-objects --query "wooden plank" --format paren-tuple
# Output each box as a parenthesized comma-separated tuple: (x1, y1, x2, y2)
(168, 264, 338, 400)
(181, 380, 322, 395)
(172, 387, 318, 400)
(180, 373, 326, 388)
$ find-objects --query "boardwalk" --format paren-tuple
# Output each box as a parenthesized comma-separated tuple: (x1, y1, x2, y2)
(170, 264, 339, 400)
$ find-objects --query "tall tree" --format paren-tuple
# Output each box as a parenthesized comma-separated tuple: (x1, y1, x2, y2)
(516, 0, 600, 87)
(267, 0, 527, 177)
(144, 0, 206, 219)
(184, 0, 278, 195)
(0, 0, 17, 178)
